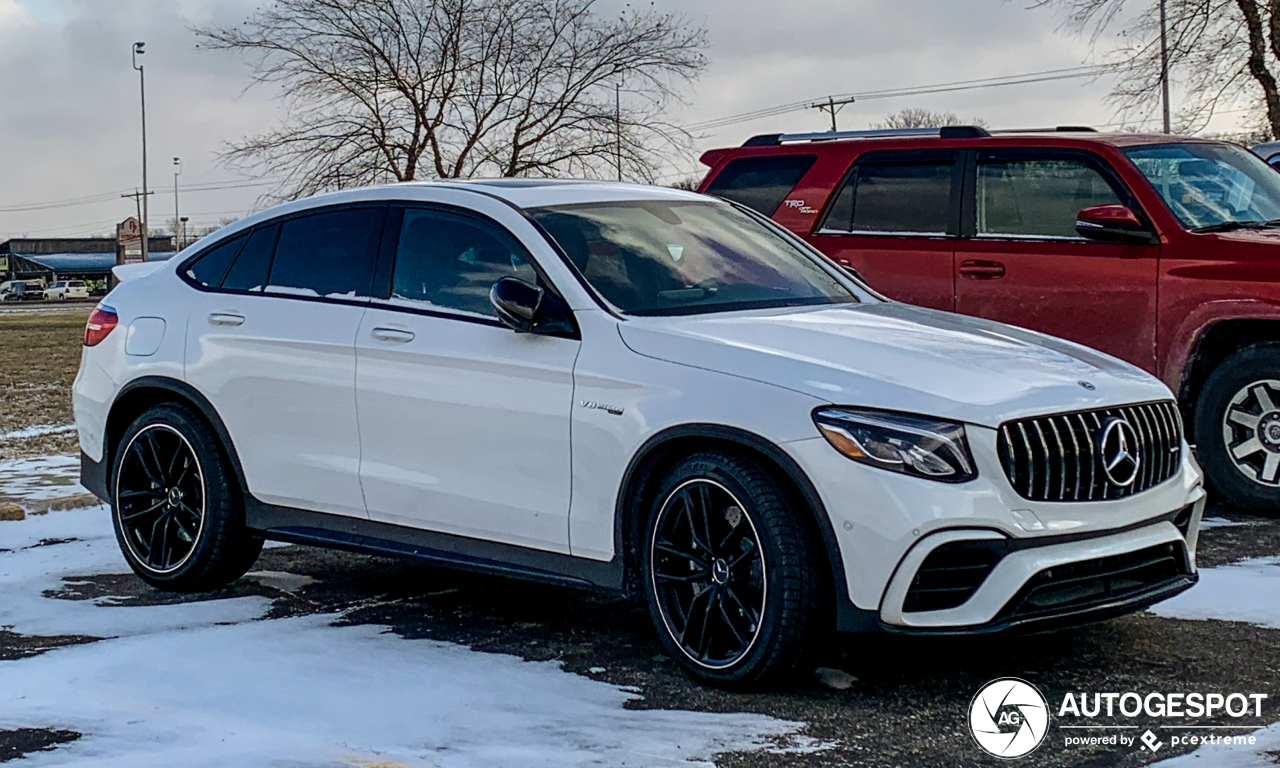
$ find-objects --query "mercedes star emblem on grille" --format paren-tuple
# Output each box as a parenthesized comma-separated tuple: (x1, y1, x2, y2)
(1098, 417, 1141, 487)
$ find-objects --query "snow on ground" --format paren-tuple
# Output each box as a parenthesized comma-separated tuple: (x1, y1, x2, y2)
(0, 424, 75, 441)
(0, 494, 817, 767)
(1150, 557, 1280, 629)
(0, 453, 84, 502)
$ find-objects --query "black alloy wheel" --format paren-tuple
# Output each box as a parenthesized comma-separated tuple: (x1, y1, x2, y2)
(115, 423, 206, 573)
(650, 478, 767, 669)
(641, 451, 826, 688)
(112, 403, 263, 590)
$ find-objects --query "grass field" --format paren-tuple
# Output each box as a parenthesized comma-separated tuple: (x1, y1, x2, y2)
(0, 307, 91, 459)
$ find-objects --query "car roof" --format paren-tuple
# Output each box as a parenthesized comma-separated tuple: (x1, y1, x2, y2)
(398, 179, 709, 209)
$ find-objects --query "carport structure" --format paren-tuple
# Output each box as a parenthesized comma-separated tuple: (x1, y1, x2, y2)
(0, 237, 174, 289)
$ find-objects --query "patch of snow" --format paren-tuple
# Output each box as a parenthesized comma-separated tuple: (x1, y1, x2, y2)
(1150, 557, 1280, 629)
(1152, 721, 1280, 766)
(0, 505, 270, 638)
(0, 424, 75, 441)
(1199, 517, 1257, 529)
(243, 569, 316, 593)
(0, 453, 85, 502)
(814, 667, 857, 691)
(0, 462, 818, 768)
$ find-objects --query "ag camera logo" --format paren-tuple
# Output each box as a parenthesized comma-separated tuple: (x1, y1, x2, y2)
(969, 678, 1050, 758)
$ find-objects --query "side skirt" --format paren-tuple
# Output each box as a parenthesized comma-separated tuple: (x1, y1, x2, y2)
(244, 500, 627, 595)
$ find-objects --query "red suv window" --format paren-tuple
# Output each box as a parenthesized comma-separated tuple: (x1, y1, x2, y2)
(704, 154, 817, 216)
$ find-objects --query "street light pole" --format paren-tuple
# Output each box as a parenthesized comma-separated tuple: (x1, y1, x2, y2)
(1159, 0, 1171, 134)
(132, 42, 149, 261)
(173, 157, 181, 251)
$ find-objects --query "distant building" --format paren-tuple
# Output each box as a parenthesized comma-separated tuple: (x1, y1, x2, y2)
(0, 236, 175, 287)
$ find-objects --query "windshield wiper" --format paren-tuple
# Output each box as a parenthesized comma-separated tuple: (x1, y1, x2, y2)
(1191, 220, 1266, 233)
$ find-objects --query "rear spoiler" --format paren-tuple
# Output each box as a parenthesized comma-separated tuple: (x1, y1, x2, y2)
(112, 260, 167, 283)
(699, 148, 730, 167)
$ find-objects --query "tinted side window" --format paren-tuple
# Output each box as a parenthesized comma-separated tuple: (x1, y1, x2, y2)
(977, 153, 1122, 238)
(705, 155, 817, 215)
(222, 224, 279, 292)
(389, 208, 537, 318)
(265, 208, 384, 298)
(185, 233, 247, 288)
(823, 151, 957, 235)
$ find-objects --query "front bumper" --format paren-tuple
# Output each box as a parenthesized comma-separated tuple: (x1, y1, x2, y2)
(784, 423, 1206, 634)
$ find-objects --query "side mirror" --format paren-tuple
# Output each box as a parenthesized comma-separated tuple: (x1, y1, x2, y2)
(490, 277, 545, 333)
(1075, 204, 1153, 244)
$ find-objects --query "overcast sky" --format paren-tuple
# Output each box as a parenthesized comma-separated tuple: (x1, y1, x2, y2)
(0, 0, 1252, 241)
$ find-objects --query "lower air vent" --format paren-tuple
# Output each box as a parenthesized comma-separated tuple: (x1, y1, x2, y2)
(903, 541, 1005, 613)
(1004, 542, 1186, 619)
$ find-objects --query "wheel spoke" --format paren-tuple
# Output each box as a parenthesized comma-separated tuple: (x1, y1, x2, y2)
(130, 441, 164, 487)
(655, 541, 705, 565)
(145, 514, 165, 566)
(143, 431, 170, 485)
(728, 538, 758, 569)
(1233, 437, 1265, 459)
(1263, 454, 1280, 483)
(120, 498, 166, 521)
(1254, 385, 1278, 414)
(119, 489, 162, 501)
(174, 500, 202, 521)
(1228, 409, 1262, 429)
(723, 585, 760, 630)
(692, 588, 716, 660)
(716, 592, 747, 648)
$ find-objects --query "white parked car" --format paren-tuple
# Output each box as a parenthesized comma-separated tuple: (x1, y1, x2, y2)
(43, 279, 89, 300)
(74, 181, 1204, 686)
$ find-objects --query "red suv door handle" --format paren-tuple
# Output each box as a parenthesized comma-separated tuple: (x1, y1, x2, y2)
(959, 260, 1006, 280)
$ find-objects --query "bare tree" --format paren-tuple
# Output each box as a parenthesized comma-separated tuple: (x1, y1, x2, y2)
(872, 107, 987, 129)
(195, 0, 707, 199)
(1032, 0, 1277, 137)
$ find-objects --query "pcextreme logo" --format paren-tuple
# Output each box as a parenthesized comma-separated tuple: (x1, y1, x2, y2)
(969, 678, 1050, 758)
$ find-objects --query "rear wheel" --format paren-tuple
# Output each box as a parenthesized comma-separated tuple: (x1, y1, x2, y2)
(112, 403, 262, 590)
(641, 451, 826, 688)
(1196, 345, 1280, 514)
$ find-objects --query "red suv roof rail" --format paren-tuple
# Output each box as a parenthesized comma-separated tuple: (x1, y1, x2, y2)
(741, 125, 992, 147)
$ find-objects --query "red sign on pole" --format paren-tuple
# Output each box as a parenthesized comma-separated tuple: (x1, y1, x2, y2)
(117, 217, 143, 265)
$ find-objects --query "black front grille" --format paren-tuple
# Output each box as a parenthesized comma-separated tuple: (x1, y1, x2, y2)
(998, 401, 1182, 502)
(903, 541, 1004, 613)
(1004, 542, 1186, 619)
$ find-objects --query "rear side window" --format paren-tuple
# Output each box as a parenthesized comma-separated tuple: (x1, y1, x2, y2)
(705, 155, 817, 215)
(185, 233, 247, 288)
(267, 208, 384, 298)
(977, 152, 1122, 238)
(822, 150, 957, 235)
(221, 225, 278, 292)
(389, 207, 538, 318)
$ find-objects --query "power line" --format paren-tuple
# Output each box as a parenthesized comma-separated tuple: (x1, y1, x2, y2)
(685, 64, 1117, 132)
(0, 178, 281, 214)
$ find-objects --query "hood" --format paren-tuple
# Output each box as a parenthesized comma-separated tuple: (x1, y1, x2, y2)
(617, 302, 1170, 428)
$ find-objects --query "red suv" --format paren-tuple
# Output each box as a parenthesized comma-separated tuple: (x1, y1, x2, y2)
(699, 126, 1280, 512)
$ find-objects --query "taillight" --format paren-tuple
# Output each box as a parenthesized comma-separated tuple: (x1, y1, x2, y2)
(84, 306, 118, 347)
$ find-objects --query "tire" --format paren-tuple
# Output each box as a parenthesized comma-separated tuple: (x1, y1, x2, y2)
(1195, 344, 1280, 514)
(111, 403, 263, 591)
(640, 451, 826, 688)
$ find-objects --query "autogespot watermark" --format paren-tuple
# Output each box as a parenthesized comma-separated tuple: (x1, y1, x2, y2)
(968, 679, 1270, 759)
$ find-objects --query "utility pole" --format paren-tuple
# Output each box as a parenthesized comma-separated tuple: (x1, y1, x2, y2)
(132, 42, 149, 261)
(810, 96, 856, 132)
(1159, 0, 1171, 134)
(615, 82, 622, 182)
(172, 157, 181, 250)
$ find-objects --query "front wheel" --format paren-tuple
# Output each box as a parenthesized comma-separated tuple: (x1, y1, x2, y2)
(1196, 344, 1280, 514)
(641, 451, 826, 688)
(111, 403, 262, 590)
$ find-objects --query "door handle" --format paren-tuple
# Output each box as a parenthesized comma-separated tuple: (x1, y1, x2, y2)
(958, 260, 1006, 280)
(371, 327, 415, 343)
(208, 312, 245, 327)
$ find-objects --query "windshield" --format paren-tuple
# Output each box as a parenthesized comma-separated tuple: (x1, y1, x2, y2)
(1123, 142, 1280, 231)
(529, 200, 857, 316)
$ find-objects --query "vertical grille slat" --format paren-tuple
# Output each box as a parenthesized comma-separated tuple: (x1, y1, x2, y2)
(997, 401, 1183, 502)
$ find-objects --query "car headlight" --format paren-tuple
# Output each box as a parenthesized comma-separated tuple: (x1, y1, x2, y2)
(813, 407, 977, 483)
